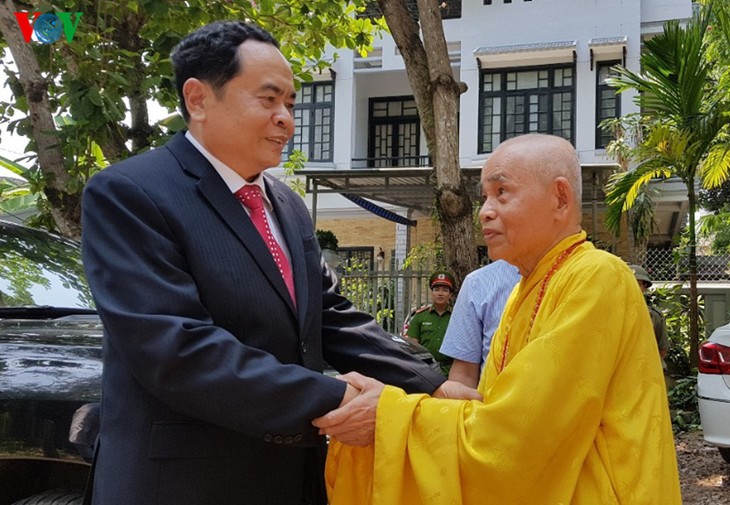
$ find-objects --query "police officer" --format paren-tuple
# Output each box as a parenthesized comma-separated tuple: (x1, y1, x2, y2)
(406, 271, 456, 376)
(629, 264, 670, 371)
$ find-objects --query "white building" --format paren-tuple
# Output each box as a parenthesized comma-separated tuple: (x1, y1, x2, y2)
(278, 0, 693, 267)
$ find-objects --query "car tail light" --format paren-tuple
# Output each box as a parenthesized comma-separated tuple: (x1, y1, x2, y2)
(698, 341, 730, 375)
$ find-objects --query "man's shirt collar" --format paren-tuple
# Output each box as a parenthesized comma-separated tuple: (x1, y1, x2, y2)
(185, 131, 272, 208)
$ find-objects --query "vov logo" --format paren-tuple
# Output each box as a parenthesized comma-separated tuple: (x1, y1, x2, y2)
(14, 12, 83, 44)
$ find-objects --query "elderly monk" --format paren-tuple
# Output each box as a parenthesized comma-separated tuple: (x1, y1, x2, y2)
(314, 134, 681, 505)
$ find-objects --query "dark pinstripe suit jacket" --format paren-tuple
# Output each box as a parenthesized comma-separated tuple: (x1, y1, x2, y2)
(81, 132, 444, 505)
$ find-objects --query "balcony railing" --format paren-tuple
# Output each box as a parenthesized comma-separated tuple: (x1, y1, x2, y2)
(351, 156, 432, 169)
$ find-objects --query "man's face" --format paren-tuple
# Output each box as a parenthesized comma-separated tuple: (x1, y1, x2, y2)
(195, 40, 296, 181)
(430, 285, 452, 305)
(478, 149, 557, 274)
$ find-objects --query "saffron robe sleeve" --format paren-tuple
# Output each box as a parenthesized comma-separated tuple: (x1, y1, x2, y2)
(326, 238, 681, 505)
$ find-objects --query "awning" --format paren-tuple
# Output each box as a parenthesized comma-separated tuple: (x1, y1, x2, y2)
(473, 40, 577, 68)
(341, 193, 418, 227)
(299, 164, 688, 249)
(300, 167, 482, 215)
(588, 36, 628, 69)
(300, 164, 621, 214)
(299, 164, 689, 247)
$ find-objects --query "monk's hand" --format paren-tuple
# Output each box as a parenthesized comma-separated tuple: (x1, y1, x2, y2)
(433, 380, 483, 401)
(312, 372, 384, 446)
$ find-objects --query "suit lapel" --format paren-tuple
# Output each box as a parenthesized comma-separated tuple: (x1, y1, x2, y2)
(165, 133, 297, 316)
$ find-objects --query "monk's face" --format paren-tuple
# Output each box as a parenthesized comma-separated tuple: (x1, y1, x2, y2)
(478, 147, 559, 275)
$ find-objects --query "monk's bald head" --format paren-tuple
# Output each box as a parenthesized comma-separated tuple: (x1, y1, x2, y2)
(498, 134, 581, 203)
(484, 134, 582, 222)
(478, 134, 583, 274)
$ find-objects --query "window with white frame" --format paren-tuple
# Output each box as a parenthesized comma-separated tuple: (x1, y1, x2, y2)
(478, 64, 575, 153)
(367, 96, 422, 168)
(286, 82, 334, 162)
(595, 61, 621, 149)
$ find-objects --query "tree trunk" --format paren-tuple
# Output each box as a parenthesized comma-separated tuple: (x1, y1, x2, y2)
(0, 0, 81, 239)
(686, 185, 700, 369)
(379, 0, 477, 285)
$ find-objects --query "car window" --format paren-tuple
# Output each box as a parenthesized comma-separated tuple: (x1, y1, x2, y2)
(0, 222, 94, 309)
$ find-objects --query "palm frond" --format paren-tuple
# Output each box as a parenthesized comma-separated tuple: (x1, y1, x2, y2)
(698, 211, 730, 237)
(629, 186, 657, 243)
(701, 142, 730, 188)
(608, 10, 712, 122)
(636, 124, 691, 164)
(605, 160, 661, 233)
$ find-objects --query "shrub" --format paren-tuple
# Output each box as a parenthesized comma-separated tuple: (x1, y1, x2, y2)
(315, 229, 338, 251)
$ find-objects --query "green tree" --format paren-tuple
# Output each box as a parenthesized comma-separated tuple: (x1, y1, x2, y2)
(699, 181, 730, 212)
(698, 211, 730, 253)
(600, 114, 657, 261)
(0, 153, 33, 216)
(605, 3, 730, 368)
(698, 1, 730, 254)
(0, 0, 385, 238)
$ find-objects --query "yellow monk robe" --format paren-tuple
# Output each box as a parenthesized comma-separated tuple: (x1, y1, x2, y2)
(326, 232, 681, 505)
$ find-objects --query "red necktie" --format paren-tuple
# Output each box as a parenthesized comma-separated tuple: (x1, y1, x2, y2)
(235, 185, 296, 304)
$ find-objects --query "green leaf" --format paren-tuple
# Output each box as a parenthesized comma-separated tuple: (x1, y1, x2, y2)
(86, 87, 103, 107)
(0, 154, 28, 178)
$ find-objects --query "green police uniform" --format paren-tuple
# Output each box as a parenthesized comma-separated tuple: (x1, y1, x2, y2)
(630, 265, 670, 372)
(648, 303, 670, 370)
(407, 305, 453, 376)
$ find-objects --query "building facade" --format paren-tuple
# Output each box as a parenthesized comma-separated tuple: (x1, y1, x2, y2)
(276, 0, 693, 269)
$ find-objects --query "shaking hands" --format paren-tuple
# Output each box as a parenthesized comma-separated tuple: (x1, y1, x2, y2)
(312, 372, 482, 446)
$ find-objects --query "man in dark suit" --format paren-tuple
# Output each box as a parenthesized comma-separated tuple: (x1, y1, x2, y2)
(81, 21, 474, 505)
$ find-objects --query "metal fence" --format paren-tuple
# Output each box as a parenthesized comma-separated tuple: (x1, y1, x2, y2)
(641, 249, 730, 283)
(335, 250, 730, 335)
(337, 266, 433, 335)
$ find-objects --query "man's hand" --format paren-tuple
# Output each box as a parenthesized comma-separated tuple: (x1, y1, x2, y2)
(433, 380, 483, 401)
(312, 372, 385, 446)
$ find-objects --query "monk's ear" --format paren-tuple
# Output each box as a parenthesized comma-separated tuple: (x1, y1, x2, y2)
(553, 177, 574, 219)
(183, 78, 211, 123)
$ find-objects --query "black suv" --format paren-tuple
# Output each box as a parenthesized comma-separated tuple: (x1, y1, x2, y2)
(0, 221, 99, 504)
(0, 220, 437, 505)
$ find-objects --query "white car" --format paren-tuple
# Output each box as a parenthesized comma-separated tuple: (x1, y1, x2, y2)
(697, 321, 730, 464)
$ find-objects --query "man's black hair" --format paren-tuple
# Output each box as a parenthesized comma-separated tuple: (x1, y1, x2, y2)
(171, 21, 279, 122)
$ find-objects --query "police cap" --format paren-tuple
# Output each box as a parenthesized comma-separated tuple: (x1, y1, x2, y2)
(429, 270, 455, 291)
(628, 264, 652, 287)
